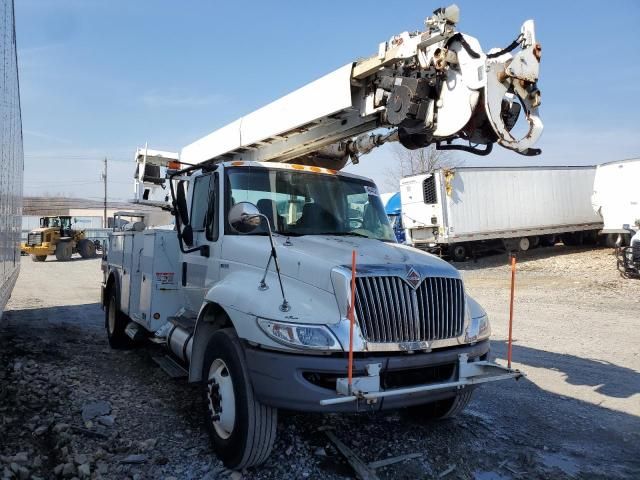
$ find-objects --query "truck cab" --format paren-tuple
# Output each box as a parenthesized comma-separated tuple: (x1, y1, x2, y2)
(103, 161, 517, 469)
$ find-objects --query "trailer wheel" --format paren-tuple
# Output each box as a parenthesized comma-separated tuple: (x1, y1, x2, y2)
(202, 328, 277, 469)
(55, 241, 73, 261)
(539, 235, 556, 247)
(407, 389, 474, 420)
(31, 255, 47, 262)
(105, 289, 131, 349)
(450, 244, 467, 262)
(78, 239, 97, 258)
(517, 237, 530, 251)
(528, 236, 540, 248)
(561, 232, 582, 246)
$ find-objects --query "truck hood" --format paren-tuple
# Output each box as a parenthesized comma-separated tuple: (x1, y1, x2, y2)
(222, 234, 460, 293)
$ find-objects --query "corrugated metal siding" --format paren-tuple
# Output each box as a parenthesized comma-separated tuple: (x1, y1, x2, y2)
(444, 167, 602, 237)
(0, 0, 23, 319)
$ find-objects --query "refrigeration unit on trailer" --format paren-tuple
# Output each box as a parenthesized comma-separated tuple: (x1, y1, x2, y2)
(103, 5, 543, 469)
(401, 166, 603, 261)
(592, 158, 640, 245)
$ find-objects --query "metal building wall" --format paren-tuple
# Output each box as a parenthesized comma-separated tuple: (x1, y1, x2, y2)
(0, 0, 23, 319)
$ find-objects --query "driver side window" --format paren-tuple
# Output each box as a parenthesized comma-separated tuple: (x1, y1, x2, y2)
(190, 173, 219, 241)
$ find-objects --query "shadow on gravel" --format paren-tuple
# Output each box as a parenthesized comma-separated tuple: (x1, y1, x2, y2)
(491, 340, 640, 399)
(2, 303, 103, 330)
(456, 245, 608, 271)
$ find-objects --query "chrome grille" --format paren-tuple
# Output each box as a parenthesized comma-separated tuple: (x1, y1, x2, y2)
(354, 276, 464, 343)
(27, 233, 42, 246)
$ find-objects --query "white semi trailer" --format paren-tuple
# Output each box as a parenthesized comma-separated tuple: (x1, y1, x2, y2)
(592, 158, 640, 244)
(103, 6, 542, 469)
(401, 166, 603, 261)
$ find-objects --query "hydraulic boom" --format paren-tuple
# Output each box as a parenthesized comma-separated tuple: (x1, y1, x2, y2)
(180, 5, 543, 170)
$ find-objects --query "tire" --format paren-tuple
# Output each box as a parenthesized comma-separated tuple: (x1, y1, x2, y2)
(202, 328, 277, 469)
(407, 389, 474, 420)
(539, 235, 556, 247)
(31, 255, 47, 262)
(449, 244, 467, 262)
(78, 239, 97, 258)
(528, 236, 540, 249)
(517, 237, 530, 252)
(562, 232, 583, 246)
(55, 241, 73, 261)
(105, 289, 131, 349)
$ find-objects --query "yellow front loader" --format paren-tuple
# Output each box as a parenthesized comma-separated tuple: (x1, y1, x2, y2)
(21, 216, 97, 262)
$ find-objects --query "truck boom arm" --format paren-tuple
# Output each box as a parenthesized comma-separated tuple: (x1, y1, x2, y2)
(180, 5, 543, 170)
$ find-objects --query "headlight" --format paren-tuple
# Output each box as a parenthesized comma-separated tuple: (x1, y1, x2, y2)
(257, 319, 341, 351)
(465, 314, 491, 343)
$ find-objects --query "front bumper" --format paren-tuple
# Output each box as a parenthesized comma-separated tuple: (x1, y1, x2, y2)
(21, 244, 53, 256)
(244, 340, 494, 412)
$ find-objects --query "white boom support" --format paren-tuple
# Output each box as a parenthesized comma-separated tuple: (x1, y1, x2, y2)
(180, 5, 543, 170)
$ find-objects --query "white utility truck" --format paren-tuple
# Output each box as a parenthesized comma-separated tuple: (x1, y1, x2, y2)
(592, 158, 640, 246)
(103, 6, 542, 469)
(401, 166, 603, 261)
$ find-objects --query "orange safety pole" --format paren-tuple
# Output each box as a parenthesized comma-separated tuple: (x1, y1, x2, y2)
(347, 250, 357, 391)
(508, 254, 516, 369)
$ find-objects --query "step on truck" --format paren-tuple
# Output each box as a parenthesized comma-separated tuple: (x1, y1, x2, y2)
(102, 5, 541, 469)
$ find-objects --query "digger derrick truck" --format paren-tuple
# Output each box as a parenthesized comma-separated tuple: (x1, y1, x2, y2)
(22, 216, 97, 262)
(103, 6, 541, 469)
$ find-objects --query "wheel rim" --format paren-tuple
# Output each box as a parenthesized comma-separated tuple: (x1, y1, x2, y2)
(453, 246, 465, 259)
(519, 237, 530, 251)
(207, 359, 236, 439)
(108, 297, 116, 335)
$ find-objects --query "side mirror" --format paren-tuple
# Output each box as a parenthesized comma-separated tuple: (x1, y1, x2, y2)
(182, 224, 194, 246)
(229, 202, 262, 234)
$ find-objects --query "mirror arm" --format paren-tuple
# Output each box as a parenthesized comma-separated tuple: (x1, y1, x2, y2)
(249, 213, 290, 312)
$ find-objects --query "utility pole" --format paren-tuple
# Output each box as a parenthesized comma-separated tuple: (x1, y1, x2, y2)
(102, 157, 108, 228)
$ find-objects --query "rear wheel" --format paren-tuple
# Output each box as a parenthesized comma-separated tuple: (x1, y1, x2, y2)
(449, 244, 468, 262)
(202, 328, 277, 469)
(407, 389, 474, 420)
(31, 255, 47, 262)
(105, 289, 131, 349)
(562, 232, 583, 246)
(528, 236, 540, 248)
(55, 241, 73, 261)
(539, 235, 556, 247)
(518, 237, 530, 252)
(78, 239, 97, 258)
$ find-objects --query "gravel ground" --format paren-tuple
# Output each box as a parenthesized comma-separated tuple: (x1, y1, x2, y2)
(0, 246, 638, 480)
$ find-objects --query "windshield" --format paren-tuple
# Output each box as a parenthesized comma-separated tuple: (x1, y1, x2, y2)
(226, 167, 396, 242)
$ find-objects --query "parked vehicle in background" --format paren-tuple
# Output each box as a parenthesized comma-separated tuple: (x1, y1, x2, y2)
(381, 192, 405, 243)
(0, 0, 23, 320)
(592, 158, 640, 247)
(401, 166, 603, 261)
(21, 216, 97, 262)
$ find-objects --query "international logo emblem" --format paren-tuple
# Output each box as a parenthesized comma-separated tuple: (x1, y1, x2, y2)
(405, 266, 421, 289)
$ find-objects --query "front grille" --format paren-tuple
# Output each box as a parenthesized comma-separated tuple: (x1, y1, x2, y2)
(423, 175, 437, 203)
(354, 276, 465, 343)
(27, 233, 42, 246)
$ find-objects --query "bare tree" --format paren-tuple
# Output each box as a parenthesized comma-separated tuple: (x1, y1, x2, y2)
(383, 144, 463, 191)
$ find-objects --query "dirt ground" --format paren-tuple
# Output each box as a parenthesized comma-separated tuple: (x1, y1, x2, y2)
(1, 246, 638, 480)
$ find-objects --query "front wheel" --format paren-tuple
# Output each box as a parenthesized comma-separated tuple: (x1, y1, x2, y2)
(55, 241, 73, 261)
(202, 329, 277, 469)
(105, 289, 132, 349)
(31, 255, 47, 262)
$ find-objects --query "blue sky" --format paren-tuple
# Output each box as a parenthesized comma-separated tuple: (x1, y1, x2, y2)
(16, 0, 640, 199)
